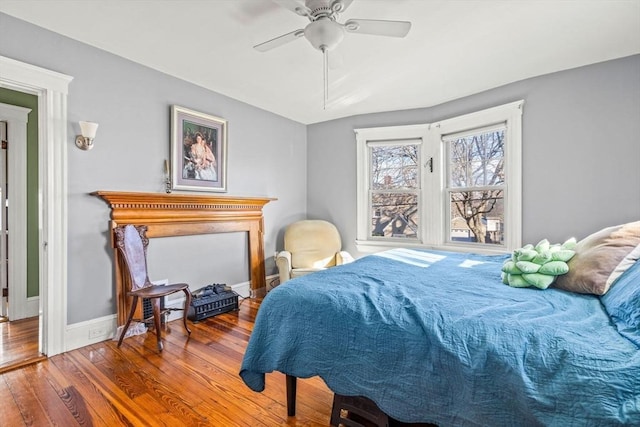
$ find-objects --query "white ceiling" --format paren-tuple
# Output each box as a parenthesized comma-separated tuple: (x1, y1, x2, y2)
(1, 0, 639, 124)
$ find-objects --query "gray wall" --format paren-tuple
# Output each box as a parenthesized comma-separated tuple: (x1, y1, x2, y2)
(308, 55, 640, 258)
(2, 11, 639, 325)
(0, 13, 308, 324)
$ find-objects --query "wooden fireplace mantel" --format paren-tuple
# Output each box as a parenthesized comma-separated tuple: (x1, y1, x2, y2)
(93, 191, 275, 325)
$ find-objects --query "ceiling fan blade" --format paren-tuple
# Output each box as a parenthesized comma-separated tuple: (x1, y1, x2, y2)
(344, 19, 412, 38)
(272, 0, 312, 17)
(254, 29, 305, 52)
(331, 0, 354, 14)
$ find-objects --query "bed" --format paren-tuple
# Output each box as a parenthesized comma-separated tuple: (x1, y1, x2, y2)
(240, 226, 640, 426)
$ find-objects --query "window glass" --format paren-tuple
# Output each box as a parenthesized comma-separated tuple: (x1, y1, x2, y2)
(449, 190, 504, 245)
(446, 129, 505, 245)
(371, 193, 418, 238)
(369, 143, 419, 239)
(371, 145, 419, 189)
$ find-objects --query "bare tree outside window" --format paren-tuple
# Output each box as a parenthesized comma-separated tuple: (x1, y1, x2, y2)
(447, 129, 505, 245)
(370, 144, 419, 239)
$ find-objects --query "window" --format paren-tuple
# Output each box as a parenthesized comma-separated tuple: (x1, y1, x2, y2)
(445, 125, 506, 246)
(356, 101, 523, 253)
(370, 141, 420, 239)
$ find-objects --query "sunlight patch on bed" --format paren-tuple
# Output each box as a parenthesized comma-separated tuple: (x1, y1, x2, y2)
(458, 259, 486, 268)
(373, 248, 446, 268)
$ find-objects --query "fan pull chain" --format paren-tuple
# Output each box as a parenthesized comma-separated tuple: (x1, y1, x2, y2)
(323, 47, 329, 110)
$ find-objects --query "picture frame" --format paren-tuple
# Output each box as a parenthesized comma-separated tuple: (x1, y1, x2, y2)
(171, 105, 227, 192)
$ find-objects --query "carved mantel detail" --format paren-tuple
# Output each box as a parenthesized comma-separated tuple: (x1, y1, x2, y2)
(93, 191, 275, 325)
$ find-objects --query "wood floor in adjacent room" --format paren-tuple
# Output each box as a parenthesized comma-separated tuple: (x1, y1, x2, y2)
(0, 298, 336, 426)
(0, 316, 44, 373)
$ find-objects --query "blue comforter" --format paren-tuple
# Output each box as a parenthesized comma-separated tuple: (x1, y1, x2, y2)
(240, 249, 640, 426)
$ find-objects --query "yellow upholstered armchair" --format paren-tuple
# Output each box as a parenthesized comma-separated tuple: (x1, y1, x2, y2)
(276, 220, 354, 284)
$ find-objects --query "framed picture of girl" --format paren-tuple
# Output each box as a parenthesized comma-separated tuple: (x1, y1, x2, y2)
(170, 105, 227, 192)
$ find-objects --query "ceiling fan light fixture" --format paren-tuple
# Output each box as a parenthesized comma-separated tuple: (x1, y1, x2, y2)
(304, 18, 345, 51)
(259, 0, 411, 110)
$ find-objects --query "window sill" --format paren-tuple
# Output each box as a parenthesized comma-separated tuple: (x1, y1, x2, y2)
(355, 239, 511, 256)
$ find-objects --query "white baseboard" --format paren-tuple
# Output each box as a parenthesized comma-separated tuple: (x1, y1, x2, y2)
(64, 277, 267, 350)
(165, 294, 187, 322)
(232, 281, 251, 298)
(223, 275, 279, 300)
(27, 296, 39, 318)
(65, 314, 118, 352)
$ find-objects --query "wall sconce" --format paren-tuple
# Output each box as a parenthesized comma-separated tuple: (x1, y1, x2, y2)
(75, 121, 99, 150)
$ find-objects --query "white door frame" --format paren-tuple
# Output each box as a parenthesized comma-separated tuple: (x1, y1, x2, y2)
(0, 55, 72, 356)
(0, 103, 31, 321)
(0, 121, 7, 318)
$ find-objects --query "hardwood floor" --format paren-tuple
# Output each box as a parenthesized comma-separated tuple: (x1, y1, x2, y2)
(0, 316, 45, 374)
(0, 298, 337, 426)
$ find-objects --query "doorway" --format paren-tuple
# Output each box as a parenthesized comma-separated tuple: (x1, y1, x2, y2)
(0, 104, 43, 372)
(0, 54, 72, 364)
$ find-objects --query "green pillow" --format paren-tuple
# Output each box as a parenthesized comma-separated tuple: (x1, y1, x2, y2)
(535, 239, 550, 253)
(551, 250, 576, 262)
(513, 248, 537, 262)
(522, 273, 556, 289)
(539, 261, 570, 276)
(508, 274, 530, 288)
(502, 237, 576, 289)
(502, 261, 521, 275)
(531, 251, 552, 265)
(562, 237, 578, 250)
(515, 261, 541, 274)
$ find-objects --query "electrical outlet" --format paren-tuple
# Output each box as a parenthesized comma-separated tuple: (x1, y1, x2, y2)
(88, 327, 107, 339)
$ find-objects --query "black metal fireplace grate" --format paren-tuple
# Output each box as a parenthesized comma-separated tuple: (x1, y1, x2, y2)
(188, 284, 239, 322)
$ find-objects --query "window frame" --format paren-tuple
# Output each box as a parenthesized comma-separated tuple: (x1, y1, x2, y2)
(355, 124, 429, 247)
(355, 100, 523, 254)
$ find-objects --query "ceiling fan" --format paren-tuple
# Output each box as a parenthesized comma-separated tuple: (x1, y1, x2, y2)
(254, 0, 412, 53)
(254, 0, 412, 108)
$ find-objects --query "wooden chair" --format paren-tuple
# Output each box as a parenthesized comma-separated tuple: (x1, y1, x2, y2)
(114, 224, 192, 351)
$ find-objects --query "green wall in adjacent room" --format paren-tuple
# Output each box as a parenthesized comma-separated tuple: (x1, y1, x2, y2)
(0, 87, 39, 298)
